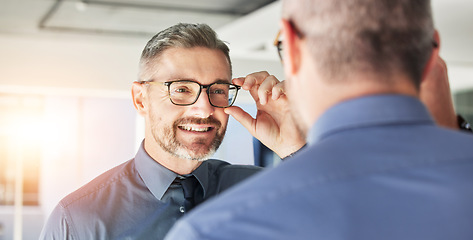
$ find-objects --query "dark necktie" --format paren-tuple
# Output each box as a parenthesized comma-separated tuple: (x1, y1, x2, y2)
(180, 175, 201, 212)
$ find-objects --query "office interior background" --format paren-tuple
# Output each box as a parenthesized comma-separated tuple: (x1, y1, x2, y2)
(0, 0, 472, 239)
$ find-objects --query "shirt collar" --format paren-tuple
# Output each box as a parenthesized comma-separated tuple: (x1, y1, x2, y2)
(308, 94, 435, 144)
(134, 141, 213, 200)
(134, 141, 177, 200)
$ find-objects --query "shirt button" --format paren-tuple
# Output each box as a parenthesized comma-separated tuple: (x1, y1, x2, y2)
(179, 206, 185, 213)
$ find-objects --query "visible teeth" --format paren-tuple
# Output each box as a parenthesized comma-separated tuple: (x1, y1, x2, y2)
(181, 126, 211, 132)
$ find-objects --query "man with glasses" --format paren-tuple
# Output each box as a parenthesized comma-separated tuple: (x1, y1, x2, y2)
(166, 0, 473, 239)
(40, 23, 304, 239)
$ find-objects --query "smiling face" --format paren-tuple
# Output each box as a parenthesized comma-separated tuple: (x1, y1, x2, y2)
(139, 47, 231, 162)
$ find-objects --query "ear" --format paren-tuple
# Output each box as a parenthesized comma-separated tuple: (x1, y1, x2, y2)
(420, 30, 441, 83)
(281, 19, 303, 76)
(132, 82, 147, 116)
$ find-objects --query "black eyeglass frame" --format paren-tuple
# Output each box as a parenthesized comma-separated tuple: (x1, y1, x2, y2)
(139, 80, 241, 108)
(273, 20, 304, 62)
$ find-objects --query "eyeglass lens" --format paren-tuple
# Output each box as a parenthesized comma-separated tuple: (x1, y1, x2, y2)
(277, 42, 283, 61)
(274, 30, 283, 62)
(168, 81, 238, 107)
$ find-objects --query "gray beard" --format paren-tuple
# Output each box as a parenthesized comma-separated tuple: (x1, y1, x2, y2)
(151, 117, 226, 161)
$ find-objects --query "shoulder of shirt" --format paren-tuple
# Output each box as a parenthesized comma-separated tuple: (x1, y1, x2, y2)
(204, 159, 262, 192)
(205, 159, 262, 174)
(58, 159, 137, 208)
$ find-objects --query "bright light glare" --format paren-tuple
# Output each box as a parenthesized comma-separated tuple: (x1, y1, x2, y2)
(6, 111, 68, 150)
(7, 112, 47, 145)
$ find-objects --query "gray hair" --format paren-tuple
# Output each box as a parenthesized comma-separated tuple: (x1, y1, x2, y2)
(282, 0, 434, 89)
(138, 23, 231, 81)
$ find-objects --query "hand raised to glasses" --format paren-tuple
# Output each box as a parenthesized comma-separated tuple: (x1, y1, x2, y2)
(224, 71, 306, 158)
(419, 56, 458, 129)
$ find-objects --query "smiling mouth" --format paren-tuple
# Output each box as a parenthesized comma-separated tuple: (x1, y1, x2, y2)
(178, 125, 214, 133)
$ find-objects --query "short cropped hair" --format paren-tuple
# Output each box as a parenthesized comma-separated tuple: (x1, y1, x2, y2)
(282, 0, 434, 89)
(138, 23, 231, 81)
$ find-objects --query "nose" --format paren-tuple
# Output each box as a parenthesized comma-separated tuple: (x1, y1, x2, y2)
(190, 89, 214, 118)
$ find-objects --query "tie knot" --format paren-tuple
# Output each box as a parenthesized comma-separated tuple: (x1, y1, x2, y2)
(180, 175, 198, 199)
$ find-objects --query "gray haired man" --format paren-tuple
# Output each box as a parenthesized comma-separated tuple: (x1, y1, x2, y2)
(39, 23, 304, 239)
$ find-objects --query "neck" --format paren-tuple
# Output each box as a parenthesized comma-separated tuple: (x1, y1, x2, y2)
(143, 137, 202, 175)
(304, 74, 419, 133)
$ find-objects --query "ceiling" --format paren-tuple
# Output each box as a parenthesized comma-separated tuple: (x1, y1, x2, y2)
(0, 0, 472, 93)
(1, 0, 472, 61)
(1, 0, 275, 35)
(40, 0, 276, 36)
(0, 0, 283, 61)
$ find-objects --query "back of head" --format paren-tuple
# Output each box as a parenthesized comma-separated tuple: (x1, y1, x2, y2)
(282, 0, 434, 89)
(138, 23, 231, 81)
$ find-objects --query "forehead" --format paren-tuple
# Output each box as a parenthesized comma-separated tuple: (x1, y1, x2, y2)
(148, 47, 231, 84)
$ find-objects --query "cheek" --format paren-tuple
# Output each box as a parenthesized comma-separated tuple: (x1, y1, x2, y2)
(286, 79, 296, 102)
(145, 87, 173, 108)
(216, 110, 229, 129)
(286, 78, 306, 108)
(148, 100, 184, 125)
(285, 81, 302, 113)
(160, 107, 184, 124)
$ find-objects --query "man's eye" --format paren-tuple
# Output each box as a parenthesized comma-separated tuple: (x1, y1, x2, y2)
(211, 89, 227, 95)
(174, 87, 191, 93)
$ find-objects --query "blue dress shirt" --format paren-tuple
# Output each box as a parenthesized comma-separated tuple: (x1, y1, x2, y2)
(166, 95, 473, 240)
(39, 142, 260, 239)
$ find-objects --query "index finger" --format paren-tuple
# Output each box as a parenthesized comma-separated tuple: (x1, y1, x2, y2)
(233, 71, 271, 91)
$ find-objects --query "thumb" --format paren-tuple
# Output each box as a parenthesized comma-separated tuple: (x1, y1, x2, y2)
(224, 106, 256, 135)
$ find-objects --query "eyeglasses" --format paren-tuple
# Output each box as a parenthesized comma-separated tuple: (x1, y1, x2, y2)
(273, 30, 283, 62)
(141, 80, 241, 108)
(273, 21, 304, 62)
